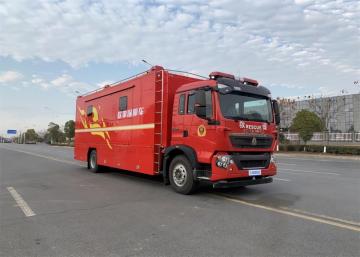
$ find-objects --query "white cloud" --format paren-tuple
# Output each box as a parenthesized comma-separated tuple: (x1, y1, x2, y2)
(97, 80, 114, 88)
(10, 86, 20, 91)
(51, 74, 73, 88)
(31, 75, 49, 89)
(0, 71, 23, 83)
(268, 82, 304, 90)
(294, 0, 313, 5)
(31, 73, 94, 95)
(0, 0, 359, 95)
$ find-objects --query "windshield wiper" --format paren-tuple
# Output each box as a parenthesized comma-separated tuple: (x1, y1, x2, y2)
(227, 117, 251, 121)
(251, 118, 270, 124)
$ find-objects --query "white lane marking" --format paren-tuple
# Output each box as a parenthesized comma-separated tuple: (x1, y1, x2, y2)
(280, 168, 340, 176)
(276, 156, 360, 163)
(0, 147, 84, 167)
(7, 187, 36, 217)
(274, 178, 291, 182)
(216, 194, 360, 232)
(280, 206, 360, 227)
(278, 163, 298, 166)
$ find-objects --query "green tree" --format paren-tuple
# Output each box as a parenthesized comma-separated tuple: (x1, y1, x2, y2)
(48, 122, 63, 144)
(58, 131, 66, 143)
(64, 120, 75, 140)
(290, 110, 324, 144)
(43, 132, 51, 144)
(24, 129, 38, 142)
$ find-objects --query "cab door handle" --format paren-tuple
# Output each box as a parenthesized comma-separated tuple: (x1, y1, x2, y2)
(183, 130, 188, 137)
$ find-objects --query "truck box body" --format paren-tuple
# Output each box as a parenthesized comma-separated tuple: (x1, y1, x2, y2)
(75, 67, 199, 174)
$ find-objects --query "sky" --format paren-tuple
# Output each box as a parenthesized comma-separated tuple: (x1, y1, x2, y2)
(0, 0, 359, 135)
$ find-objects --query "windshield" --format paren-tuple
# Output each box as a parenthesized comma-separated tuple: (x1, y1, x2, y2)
(218, 92, 273, 123)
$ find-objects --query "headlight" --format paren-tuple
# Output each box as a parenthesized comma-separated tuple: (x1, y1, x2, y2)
(216, 155, 232, 169)
(221, 156, 228, 162)
(270, 154, 276, 163)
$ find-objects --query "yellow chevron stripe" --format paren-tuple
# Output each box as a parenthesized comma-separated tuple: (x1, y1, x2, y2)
(75, 123, 155, 133)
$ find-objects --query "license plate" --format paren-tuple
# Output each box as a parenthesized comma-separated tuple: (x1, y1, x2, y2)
(248, 169, 261, 176)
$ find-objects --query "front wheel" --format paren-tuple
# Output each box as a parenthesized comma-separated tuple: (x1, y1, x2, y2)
(169, 156, 198, 194)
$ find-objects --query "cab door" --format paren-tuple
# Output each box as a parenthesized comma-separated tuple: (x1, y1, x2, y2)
(183, 89, 217, 163)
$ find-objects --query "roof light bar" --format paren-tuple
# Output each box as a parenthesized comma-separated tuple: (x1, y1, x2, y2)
(209, 71, 235, 80)
(241, 77, 258, 86)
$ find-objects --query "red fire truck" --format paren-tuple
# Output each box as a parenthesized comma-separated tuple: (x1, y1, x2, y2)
(75, 65, 280, 194)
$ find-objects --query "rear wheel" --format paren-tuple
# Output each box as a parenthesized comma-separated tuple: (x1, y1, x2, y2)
(88, 150, 101, 173)
(169, 156, 198, 194)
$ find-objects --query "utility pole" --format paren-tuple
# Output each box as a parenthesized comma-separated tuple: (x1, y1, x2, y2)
(142, 60, 153, 67)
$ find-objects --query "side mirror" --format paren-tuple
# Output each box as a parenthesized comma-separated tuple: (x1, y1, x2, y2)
(195, 89, 206, 106)
(272, 100, 280, 125)
(195, 90, 206, 119)
(195, 90, 210, 120)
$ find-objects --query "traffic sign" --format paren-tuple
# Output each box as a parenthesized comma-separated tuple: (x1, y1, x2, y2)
(7, 130, 17, 134)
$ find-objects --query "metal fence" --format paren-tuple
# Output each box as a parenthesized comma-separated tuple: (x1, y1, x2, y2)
(284, 133, 299, 141)
(311, 132, 325, 141)
(356, 133, 360, 142)
(282, 132, 360, 142)
(328, 133, 353, 142)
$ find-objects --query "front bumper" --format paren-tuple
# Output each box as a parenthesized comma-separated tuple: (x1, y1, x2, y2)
(212, 177, 273, 188)
(208, 153, 277, 181)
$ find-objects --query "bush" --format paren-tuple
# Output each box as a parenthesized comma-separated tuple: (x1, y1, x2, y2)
(279, 144, 360, 155)
(304, 145, 324, 153)
(279, 133, 290, 144)
(326, 146, 360, 155)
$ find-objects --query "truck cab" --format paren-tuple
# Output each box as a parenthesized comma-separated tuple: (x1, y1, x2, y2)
(164, 71, 280, 194)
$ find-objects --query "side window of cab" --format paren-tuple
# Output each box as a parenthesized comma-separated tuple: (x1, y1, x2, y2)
(187, 93, 196, 114)
(178, 94, 185, 115)
(186, 89, 213, 118)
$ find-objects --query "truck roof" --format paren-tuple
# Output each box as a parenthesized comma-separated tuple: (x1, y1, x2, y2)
(78, 66, 271, 99)
(176, 79, 216, 93)
(78, 66, 205, 101)
(176, 76, 271, 98)
(216, 77, 271, 97)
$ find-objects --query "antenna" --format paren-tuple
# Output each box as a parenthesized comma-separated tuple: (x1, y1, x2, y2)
(142, 59, 153, 67)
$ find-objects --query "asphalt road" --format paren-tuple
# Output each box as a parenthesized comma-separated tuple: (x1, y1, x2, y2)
(0, 143, 359, 257)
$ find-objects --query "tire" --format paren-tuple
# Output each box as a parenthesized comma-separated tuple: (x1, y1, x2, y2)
(169, 155, 198, 195)
(88, 150, 101, 173)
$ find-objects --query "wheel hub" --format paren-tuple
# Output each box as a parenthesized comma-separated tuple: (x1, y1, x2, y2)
(90, 154, 96, 168)
(173, 164, 187, 187)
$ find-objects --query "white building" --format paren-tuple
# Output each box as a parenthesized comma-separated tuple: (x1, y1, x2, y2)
(279, 93, 360, 133)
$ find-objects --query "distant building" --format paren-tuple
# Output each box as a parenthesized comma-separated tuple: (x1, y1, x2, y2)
(279, 93, 360, 133)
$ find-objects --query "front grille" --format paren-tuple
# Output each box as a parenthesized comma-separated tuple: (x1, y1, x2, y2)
(232, 153, 270, 169)
(230, 135, 273, 149)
